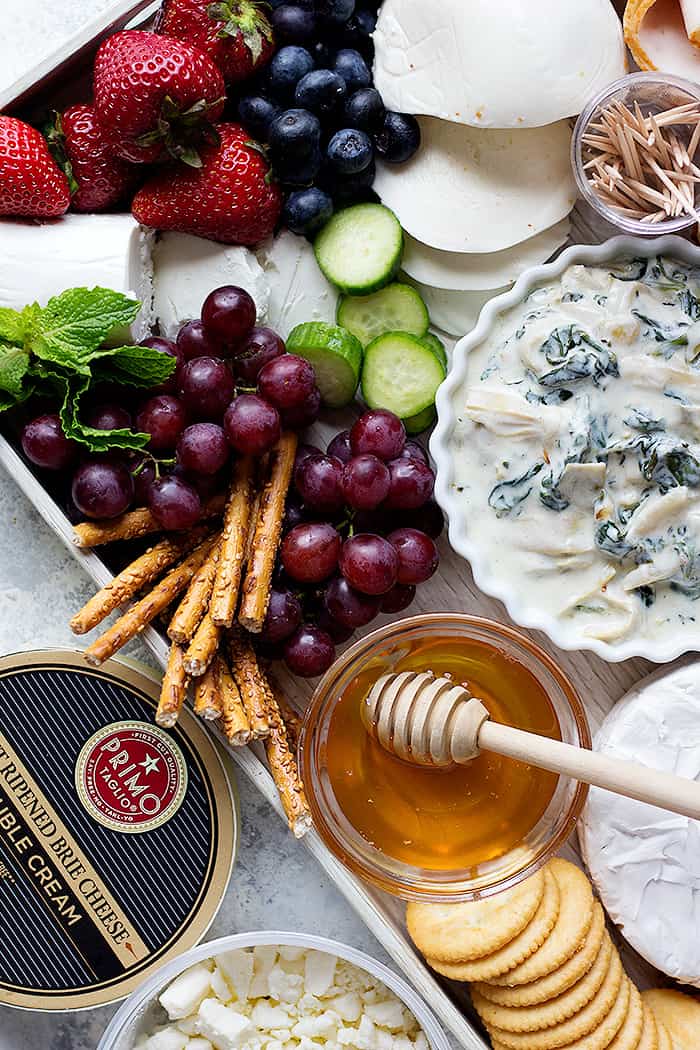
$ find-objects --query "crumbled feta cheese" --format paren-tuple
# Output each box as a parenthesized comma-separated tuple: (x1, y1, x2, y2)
(304, 950, 336, 997)
(249, 947, 278, 998)
(278, 947, 305, 962)
(216, 951, 254, 1003)
(414, 1033, 429, 1050)
(251, 1002, 293, 1029)
(177, 1018, 200, 1037)
(211, 968, 233, 1003)
(393, 1036, 416, 1050)
(292, 1013, 338, 1039)
(374, 1029, 394, 1050)
(147, 1029, 189, 1050)
(327, 994, 362, 1022)
(187, 1040, 213, 1050)
(160, 965, 213, 1020)
(197, 999, 253, 1050)
(295, 992, 322, 1015)
(365, 1001, 406, 1031)
(267, 966, 304, 1003)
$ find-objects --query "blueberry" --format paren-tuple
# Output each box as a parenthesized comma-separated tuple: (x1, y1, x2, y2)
(319, 0, 355, 25)
(237, 96, 281, 141)
(283, 187, 334, 235)
(311, 40, 335, 68)
(354, 7, 377, 33)
(269, 108, 322, 164)
(329, 160, 377, 206)
(272, 4, 318, 44)
(333, 48, 371, 94)
(375, 111, 421, 163)
(295, 70, 347, 120)
(269, 46, 315, 102)
(326, 127, 373, 174)
(344, 87, 385, 134)
(338, 10, 376, 58)
(279, 146, 323, 186)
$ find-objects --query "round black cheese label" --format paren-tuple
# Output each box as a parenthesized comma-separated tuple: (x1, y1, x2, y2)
(0, 650, 237, 1011)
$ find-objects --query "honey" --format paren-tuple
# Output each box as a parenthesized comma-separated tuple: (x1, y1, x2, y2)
(322, 634, 561, 872)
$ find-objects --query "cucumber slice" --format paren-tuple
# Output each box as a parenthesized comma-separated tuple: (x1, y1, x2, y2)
(286, 322, 363, 407)
(361, 332, 446, 417)
(314, 203, 403, 295)
(419, 332, 448, 371)
(336, 283, 429, 346)
(404, 404, 437, 435)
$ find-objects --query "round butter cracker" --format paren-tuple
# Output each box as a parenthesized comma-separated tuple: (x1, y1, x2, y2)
(474, 902, 606, 1008)
(486, 950, 624, 1050)
(636, 1004, 659, 1050)
(605, 983, 643, 1050)
(406, 868, 545, 963)
(641, 988, 700, 1050)
(488, 860, 594, 987)
(472, 932, 613, 1033)
(655, 1021, 672, 1050)
(426, 870, 560, 982)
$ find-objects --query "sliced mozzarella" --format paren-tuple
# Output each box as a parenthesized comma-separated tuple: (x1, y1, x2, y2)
(374, 0, 626, 129)
(401, 220, 570, 291)
(625, 0, 700, 77)
(412, 282, 510, 338)
(374, 118, 576, 254)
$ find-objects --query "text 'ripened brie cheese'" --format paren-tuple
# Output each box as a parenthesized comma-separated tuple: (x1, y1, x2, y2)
(579, 661, 700, 988)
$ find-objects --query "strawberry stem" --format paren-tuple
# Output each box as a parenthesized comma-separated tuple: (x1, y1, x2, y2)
(207, 0, 273, 63)
(135, 95, 224, 167)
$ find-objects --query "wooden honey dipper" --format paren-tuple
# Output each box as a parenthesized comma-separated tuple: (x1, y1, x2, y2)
(361, 671, 700, 820)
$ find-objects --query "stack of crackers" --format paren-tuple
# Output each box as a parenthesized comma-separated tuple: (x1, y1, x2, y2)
(407, 858, 697, 1050)
(69, 432, 311, 837)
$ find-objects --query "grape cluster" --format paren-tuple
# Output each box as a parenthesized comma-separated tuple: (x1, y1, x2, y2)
(20, 285, 321, 531)
(263, 408, 442, 678)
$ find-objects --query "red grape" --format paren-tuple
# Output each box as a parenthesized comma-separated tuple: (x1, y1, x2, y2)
(350, 409, 406, 461)
(261, 588, 303, 644)
(224, 394, 281, 455)
(388, 528, 439, 584)
(295, 443, 321, 468)
(405, 499, 444, 539)
(129, 454, 157, 504)
(177, 423, 229, 475)
(281, 387, 321, 430)
(294, 453, 344, 513)
(179, 357, 235, 420)
(140, 336, 183, 394)
(281, 522, 341, 582)
(316, 605, 354, 643)
(177, 320, 221, 361)
(148, 475, 202, 530)
(324, 575, 380, 629)
(282, 493, 306, 533)
(385, 458, 434, 509)
(136, 395, 188, 451)
(397, 439, 429, 465)
(21, 414, 78, 470)
(341, 454, 390, 510)
(84, 401, 132, 431)
(72, 460, 134, 519)
(283, 624, 336, 678)
(339, 533, 398, 595)
(258, 354, 316, 411)
(380, 583, 416, 613)
(234, 326, 285, 382)
(327, 430, 353, 463)
(201, 285, 256, 347)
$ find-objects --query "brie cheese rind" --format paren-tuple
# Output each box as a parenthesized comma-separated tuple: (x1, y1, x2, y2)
(373, 0, 626, 129)
(413, 283, 511, 339)
(625, 0, 700, 78)
(0, 214, 154, 342)
(255, 230, 336, 338)
(401, 220, 571, 292)
(579, 663, 700, 987)
(374, 118, 577, 254)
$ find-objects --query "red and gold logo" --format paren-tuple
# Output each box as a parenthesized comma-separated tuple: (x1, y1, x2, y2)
(75, 721, 188, 834)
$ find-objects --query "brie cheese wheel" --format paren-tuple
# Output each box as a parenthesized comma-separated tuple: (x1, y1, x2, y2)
(625, 0, 700, 78)
(256, 230, 336, 338)
(579, 663, 700, 988)
(0, 214, 154, 341)
(373, 0, 626, 129)
(374, 118, 576, 254)
(410, 282, 510, 338)
(154, 233, 270, 339)
(401, 220, 570, 291)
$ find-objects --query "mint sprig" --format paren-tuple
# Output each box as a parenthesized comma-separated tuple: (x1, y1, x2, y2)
(0, 286, 175, 452)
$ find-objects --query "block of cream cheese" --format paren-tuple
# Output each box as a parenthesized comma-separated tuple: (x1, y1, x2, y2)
(578, 662, 700, 988)
(256, 230, 337, 338)
(0, 213, 154, 341)
(153, 232, 270, 339)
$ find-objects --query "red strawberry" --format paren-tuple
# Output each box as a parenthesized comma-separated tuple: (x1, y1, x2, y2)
(159, 0, 274, 83)
(93, 30, 226, 165)
(47, 104, 140, 212)
(0, 116, 70, 218)
(132, 123, 281, 244)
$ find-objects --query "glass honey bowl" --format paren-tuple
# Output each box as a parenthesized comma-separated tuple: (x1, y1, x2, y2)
(300, 614, 590, 902)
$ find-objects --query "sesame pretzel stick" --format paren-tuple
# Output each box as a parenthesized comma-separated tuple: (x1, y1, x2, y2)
(168, 539, 221, 645)
(84, 536, 217, 666)
(210, 457, 255, 627)
(227, 629, 270, 739)
(156, 643, 188, 728)
(218, 656, 251, 746)
(73, 491, 227, 548)
(193, 656, 224, 721)
(183, 611, 221, 677)
(239, 432, 298, 633)
(262, 674, 312, 837)
(70, 531, 205, 635)
(274, 692, 303, 754)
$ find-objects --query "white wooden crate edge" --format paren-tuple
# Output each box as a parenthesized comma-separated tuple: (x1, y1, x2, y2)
(0, 433, 487, 1050)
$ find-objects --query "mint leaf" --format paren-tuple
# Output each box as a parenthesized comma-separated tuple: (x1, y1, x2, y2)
(0, 344, 30, 398)
(58, 374, 150, 453)
(31, 287, 141, 371)
(91, 343, 177, 387)
(0, 308, 25, 345)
